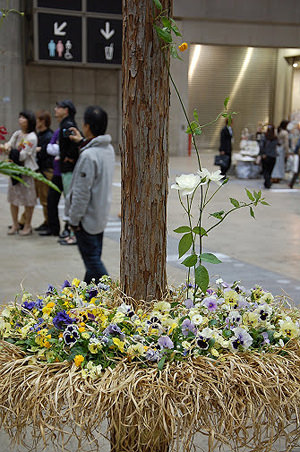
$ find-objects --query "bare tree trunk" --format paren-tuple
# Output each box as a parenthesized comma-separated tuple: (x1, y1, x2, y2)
(120, 0, 171, 303)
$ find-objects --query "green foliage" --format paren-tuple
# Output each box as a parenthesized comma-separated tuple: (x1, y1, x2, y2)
(182, 254, 198, 268)
(199, 253, 222, 264)
(0, 161, 61, 192)
(195, 265, 209, 294)
(178, 233, 193, 258)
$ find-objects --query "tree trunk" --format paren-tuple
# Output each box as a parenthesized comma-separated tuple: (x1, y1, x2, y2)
(120, 0, 171, 303)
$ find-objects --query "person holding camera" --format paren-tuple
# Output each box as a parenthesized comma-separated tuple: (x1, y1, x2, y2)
(65, 105, 115, 283)
(52, 99, 79, 244)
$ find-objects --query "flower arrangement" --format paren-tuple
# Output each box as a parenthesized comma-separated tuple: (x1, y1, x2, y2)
(1, 278, 300, 452)
(1, 277, 299, 376)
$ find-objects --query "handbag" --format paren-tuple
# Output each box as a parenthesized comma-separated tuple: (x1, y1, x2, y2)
(214, 154, 230, 168)
(9, 148, 24, 185)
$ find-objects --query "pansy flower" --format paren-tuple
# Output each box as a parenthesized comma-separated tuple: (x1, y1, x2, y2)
(53, 310, 74, 330)
(63, 324, 80, 346)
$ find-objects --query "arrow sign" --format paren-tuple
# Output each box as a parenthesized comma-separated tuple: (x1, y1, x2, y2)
(100, 21, 115, 40)
(54, 21, 67, 36)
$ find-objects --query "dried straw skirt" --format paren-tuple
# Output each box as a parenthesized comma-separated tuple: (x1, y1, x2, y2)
(7, 175, 36, 206)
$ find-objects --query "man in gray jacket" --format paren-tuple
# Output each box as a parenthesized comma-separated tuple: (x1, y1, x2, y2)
(65, 106, 115, 283)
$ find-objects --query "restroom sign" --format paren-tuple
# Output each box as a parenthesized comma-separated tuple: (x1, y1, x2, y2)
(37, 13, 82, 62)
(87, 17, 122, 64)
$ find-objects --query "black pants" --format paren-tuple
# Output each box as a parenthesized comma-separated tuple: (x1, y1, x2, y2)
(75, 228, 108, 284)
(47, 175, 63, 235)
(262, 156, 276, 188)
(220, 154, 231, 177)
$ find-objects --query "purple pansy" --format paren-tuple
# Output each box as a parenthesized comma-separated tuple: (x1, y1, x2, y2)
(184, 298, 194, 309)
(62, 280, 71, 289)
(22, 301, 36, 311)
(46, 284, 55, 295)
(53, 310, 74, 330)
(103, 324, 125, 340)
(203, 297, 218, 311)
(145, 349, 161, 362)
(231, 327, 253, 350)
(158, 335, 174, 349)
(262, 331, 270, 345)
(181, 318, 197, 337)
(87, 287, 98, 300)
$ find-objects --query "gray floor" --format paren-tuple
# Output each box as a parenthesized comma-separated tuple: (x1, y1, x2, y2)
(1, 153, 300, 450)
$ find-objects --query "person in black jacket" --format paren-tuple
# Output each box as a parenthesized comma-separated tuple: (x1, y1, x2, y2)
(34, 110, 53, 231)
(53, 99, 79, 243)
(219, 119, 233, 177)
(259, 124, 278, 189)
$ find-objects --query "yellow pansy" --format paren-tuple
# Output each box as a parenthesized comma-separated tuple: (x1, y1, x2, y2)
(112, 337, 125, 353)
(280, 321, 300, 339)
(243, 312, 259, 328)
(224, 290, 239, 307)
(72, 278, 81, 287)
(74, 354, 84, 367)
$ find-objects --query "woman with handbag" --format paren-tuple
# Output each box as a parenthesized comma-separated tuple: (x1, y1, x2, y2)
(0, 111, 38, 235)
(259, 124, 278, 189)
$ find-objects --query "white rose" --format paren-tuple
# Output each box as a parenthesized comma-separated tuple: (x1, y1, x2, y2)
(198, 168, 223, 185)
(171, 173, 201, 196)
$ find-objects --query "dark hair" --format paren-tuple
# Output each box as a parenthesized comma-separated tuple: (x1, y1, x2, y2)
(278, 120, 289, 133)
(36, 110, 51, 128)
(265, 124, 276, 141)
(19, 110, 36, 133)
(83, 106, 108, 136)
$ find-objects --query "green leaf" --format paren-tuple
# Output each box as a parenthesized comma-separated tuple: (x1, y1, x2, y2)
(199, 253, 222, 264)
(153, 0, 163, 10)
(224, 96, 230, 109)
(195, 265, 209, 294)
(154, 25, 172, 43)
(178, 233, 193, 258)
(249, 207, 255, 219)
(186, 121, 202, 136)
(161, 17, 172, 29)
(192, 226, 208, 236)
(182, 254, 198, 268)
(174, 226, 191, 233)
(170, 18, 182, 36)
(210, 210, 224, 220)
(170, 45, 182, 60)
(260, 200, 270, 206)
(157, 356, 166, 371)
(193, 109, 199, 122)
(245, 189, 255, 201)
(230, 198, 240, 208)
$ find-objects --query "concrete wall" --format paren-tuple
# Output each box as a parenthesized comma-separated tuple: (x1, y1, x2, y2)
(174, 0, 300, 48)
(24, 65, 121, 150)
(0, 0, 24, 137)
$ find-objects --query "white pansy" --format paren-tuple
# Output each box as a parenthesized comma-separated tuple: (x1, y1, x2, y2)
(171, 173, 201, 196)
(117, 303, 132, 314)
(190, 314, 203, 325)
(197, 168, 223, 186)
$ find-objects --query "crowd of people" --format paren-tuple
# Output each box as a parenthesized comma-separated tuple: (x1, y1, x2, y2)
(218, 117, 300, 189)
(0, 101, 115, 283)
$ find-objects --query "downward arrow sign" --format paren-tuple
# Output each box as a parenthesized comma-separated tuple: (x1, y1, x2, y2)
(100, 22, 115, 40)
(54, 21, 67, 36)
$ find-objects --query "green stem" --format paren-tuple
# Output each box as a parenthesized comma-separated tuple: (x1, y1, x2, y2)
(206, 203, 253, 234)
(167, 66, 202, 171)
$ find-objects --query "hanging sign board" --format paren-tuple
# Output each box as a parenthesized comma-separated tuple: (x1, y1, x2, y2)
(37, 13, 82, 62)
(35, 1, 122, 66)
(87, 17, 122, 65)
